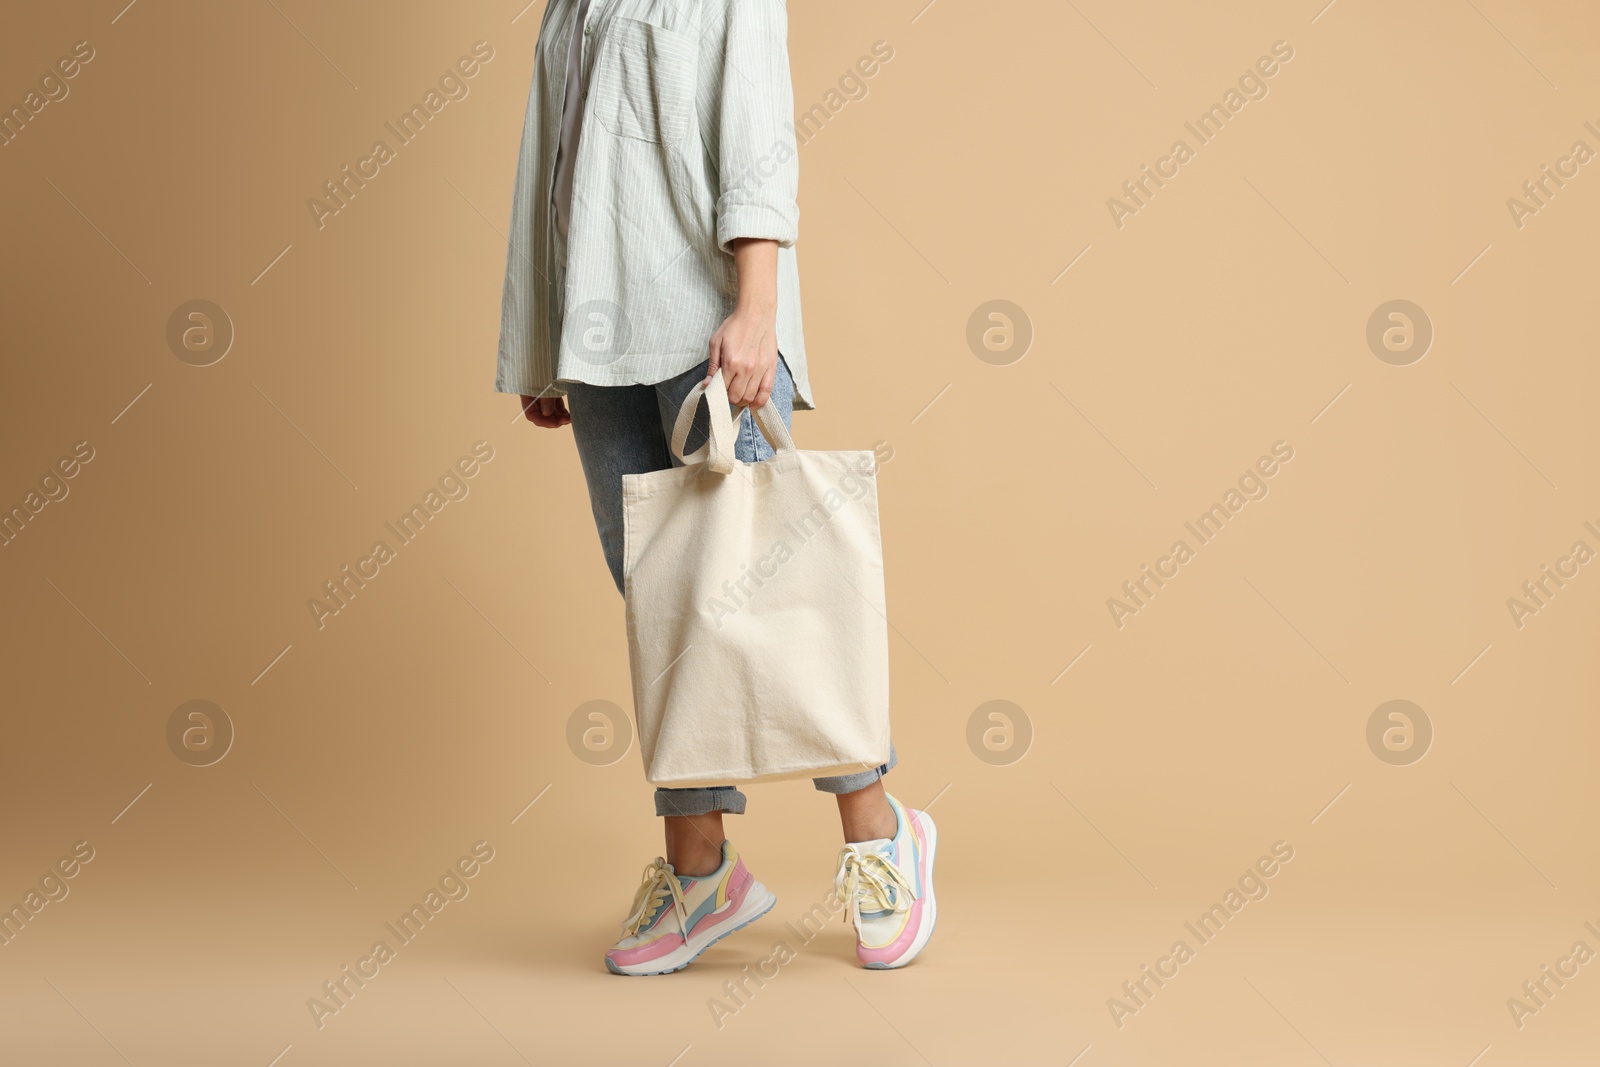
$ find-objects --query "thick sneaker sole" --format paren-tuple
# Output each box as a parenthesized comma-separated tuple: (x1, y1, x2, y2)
(604, 882, 777, 976)
(862, 811, 938, 970)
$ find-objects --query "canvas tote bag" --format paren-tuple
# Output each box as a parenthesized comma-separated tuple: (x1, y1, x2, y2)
(622, 373, 891, 787)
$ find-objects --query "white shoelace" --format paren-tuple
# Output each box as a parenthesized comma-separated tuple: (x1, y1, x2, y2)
(834, 843, 916, 931)
(620, 857, 688, 938)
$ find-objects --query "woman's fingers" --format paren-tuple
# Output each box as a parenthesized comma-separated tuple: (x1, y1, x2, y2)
(521, 395, 569, 428)
(725, 362, 754, 406)
(738, 348, 776, 406)
(751, 359, 777, 409)
(705, 335, 722, 384)
(708, 324, 779, 405)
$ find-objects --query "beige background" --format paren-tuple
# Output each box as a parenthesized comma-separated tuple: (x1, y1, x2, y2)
(1, 0, 1597, 1064)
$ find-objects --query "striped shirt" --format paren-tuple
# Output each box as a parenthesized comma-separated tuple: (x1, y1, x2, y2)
(496, 0, 813, 409)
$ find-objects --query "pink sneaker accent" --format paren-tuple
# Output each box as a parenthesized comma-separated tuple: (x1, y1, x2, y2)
(604, 842, 776, 976)
(835, 796, 939, 969)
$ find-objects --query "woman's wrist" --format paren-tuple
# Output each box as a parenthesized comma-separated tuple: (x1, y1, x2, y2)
(735, 289, 777, 316)
(729, 237, 779, 318)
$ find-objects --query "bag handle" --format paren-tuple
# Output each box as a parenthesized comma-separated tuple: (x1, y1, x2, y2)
(669, 373, 738, 473)
(733, 398, 796, 454)
(669, 372, 799, 473)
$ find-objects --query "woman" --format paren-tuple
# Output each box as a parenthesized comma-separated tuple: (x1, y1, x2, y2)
(495, 0, 937, 974)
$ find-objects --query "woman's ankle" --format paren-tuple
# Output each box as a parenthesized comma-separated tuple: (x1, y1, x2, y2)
(664, 813, 727, 877)
(837, 781, 898, 843)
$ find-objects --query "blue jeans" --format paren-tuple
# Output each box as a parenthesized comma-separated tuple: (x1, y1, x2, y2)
(564, 356, 896, 816)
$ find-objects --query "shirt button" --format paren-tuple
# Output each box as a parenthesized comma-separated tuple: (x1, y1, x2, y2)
(584, 22, 593, 35)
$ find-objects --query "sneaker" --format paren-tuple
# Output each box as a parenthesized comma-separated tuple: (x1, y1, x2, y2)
(833, 794, 938, 969)
(604, 840, 776, 976)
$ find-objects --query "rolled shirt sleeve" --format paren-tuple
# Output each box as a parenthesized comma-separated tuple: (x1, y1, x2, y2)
(709, 0, 800, 251)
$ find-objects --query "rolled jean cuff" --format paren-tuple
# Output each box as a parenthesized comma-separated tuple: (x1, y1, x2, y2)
(654, 786, 748, 817)
(812, 743, 898, 795)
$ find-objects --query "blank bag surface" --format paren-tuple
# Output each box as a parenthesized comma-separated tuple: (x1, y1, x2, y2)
(622, 374, 891, 787)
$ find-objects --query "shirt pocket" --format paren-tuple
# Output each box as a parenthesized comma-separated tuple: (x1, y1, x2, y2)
(592, 16, 696, 146)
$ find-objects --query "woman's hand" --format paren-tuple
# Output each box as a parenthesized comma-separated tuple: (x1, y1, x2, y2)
(521, 395, 570, 428)
(710, 237, 780, 407)
(708, 302, 778, 408)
